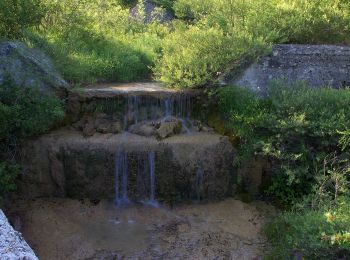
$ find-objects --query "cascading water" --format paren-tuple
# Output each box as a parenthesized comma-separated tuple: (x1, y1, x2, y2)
(122, 93, 194, 130)
(148, 151, 157, 206)
(115, 150, 130, 206)
(115, 149, 158, 207)
(196, 168, 204, 201)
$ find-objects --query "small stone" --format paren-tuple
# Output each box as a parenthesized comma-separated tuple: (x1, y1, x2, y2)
(82, 117, 96, 137)
(109, 122, 122, 134)
(243, 239, 253, 245)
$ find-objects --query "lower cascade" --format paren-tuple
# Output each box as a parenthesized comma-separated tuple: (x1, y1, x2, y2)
(115, 149, 158, 206)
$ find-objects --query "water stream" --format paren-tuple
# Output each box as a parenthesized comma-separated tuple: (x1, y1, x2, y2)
(115, 150, 130, 205)
(123, 94, 193, 130)
(196, 168, 204, 201)
(115, 149, 158, 207)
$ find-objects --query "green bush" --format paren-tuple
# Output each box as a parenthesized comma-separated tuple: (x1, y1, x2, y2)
(0, 0, 44, 39)
(217, 83, 350, 205)
(265, 197, 350, 259)
(116, 0, 137, 8)
(0, 161, 20, 204)
(154, 26, 266, 88)
(0, 78, 64, 202)
(152, 0, 175, 12)
(0, 78, 65, 142)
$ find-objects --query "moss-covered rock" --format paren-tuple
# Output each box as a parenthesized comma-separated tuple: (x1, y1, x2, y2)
(0, 41, 68, 98)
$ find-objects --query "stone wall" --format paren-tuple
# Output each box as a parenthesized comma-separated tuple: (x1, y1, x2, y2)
(228, 44, 350, 93)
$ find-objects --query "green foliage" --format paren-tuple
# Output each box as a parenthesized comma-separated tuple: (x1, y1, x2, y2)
(25, 0, 167, 84)
(158, 0, 350, 88)
(0, 78, 65, 142)
(116, 0, 137, 8)
(154, 26, 266, 88)
(0, 161, 20, 203)
(0, 77, 64, 203)
(0, 0, 44, 39)
(217, 83, 350, 206)
(265, 197, 350, 259)
(217, 83, 350, 257)
(152, 0, 175, 12)
(3, 0, 350, 86)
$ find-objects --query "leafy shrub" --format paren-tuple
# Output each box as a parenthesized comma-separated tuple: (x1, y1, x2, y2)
(0, 161, 20, 204)
(116, 0, 137, 8)
(265, 197, 350, 259)
(217, 82, 350, 205)
(152, 0, 175, 12)
(154, 26, 266, 88)
(0, 78, 65, 142)
(174, 0, 350, 44)
(0, 0, 44, 39)
(0, 78, 64, 202)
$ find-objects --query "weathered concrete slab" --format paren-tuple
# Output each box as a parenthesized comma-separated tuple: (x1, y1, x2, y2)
(228, 44, 350, 93)
(0, 210, 38, 260)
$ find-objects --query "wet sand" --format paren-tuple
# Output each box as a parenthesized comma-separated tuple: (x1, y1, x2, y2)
(9, 198, 276, 260)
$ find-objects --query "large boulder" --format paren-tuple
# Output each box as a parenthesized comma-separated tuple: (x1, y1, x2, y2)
(0, 41, 68, 97)
(227, 44, 350, 94)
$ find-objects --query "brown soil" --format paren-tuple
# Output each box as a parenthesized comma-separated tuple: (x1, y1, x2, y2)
(9, 198, 276, 260)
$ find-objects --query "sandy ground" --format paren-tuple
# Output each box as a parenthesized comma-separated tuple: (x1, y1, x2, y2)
(8, 198, 276, 260)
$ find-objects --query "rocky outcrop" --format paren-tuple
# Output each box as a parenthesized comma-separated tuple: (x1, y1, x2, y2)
(228, 44, 350, 93)
(72, 114, 123, 137)
(0, 210, 38, 260)
(0, 41, 68, 97)
(129, 117, 184, 139)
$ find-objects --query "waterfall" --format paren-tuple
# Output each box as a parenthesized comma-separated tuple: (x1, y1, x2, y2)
(149, 151, 156, 203)
(122, 94, 193, 130)
(115, 150, 129, 206)
(115, 150, 158, 206)
(196, 168, 204, 201)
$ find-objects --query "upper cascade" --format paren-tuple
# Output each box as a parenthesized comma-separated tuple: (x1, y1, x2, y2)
(67, 82, 209, 139)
